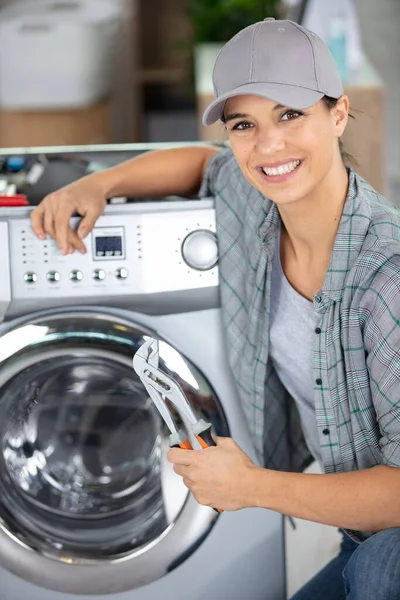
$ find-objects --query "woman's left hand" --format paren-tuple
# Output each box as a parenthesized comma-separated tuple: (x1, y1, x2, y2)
(167, 437, 259, 511)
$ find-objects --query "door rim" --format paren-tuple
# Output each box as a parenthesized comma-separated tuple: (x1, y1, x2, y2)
(0, 307, 224, 594)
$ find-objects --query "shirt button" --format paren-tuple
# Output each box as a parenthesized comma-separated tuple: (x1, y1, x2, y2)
(315, 327, 321, 334)
(315, 294, 322, 303)
(315, 378, 322, 385)
(322, 428, 330, 436)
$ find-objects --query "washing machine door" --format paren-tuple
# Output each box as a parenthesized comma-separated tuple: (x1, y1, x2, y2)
(0, 309, 229, 594)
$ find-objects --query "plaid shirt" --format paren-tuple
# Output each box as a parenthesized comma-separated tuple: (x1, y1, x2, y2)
(200, 149, 400, 541)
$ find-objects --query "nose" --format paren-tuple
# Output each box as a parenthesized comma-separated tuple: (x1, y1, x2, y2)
(255, 124, 285, 155)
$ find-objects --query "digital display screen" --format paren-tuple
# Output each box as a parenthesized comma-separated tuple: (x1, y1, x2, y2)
(94, 235, 123, 258)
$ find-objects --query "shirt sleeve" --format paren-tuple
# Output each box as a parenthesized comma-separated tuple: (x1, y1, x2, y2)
(363, 253, 400, 466)
(198, 146, 234, 198)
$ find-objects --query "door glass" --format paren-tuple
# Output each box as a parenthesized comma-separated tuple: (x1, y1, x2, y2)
(0, 313, 229, 562)
(0, 356, 166, 558)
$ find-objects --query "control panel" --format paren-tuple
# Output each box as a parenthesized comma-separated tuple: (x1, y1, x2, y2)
(7, 201, 218, 303)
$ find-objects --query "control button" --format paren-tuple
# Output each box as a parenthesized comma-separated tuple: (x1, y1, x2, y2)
(115, 267, 128, 280)
(24, 272, 37, 284)
(181, 230, 218, 271)
(92, 268, 106, 281)
(69, 270, 83, 282)
(47, 270, 60, 283)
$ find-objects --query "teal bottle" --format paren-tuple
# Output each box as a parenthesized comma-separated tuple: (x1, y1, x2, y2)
(328, 16, 348, 83)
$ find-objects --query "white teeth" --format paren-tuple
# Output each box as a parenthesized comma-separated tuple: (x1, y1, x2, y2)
(262, 160, 300, 177)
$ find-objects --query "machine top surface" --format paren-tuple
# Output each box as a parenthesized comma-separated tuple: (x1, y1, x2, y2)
(0, 200, 219, 321)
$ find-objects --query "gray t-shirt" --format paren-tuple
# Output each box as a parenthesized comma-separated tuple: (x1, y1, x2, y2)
(269, 230, 322, 464)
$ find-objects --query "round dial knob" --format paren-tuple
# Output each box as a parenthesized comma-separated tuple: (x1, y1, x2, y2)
(115, 267, 128, 280)
(24, 272, 37, 284)
(181, 230, 218, 271)
(47, 271, 60, 283)
(92, 269, 106, 281)
(69, 270, 83, 282)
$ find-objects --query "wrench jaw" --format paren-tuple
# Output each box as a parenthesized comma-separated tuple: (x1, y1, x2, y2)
(133, 337, 217, 451)
(133, 337, 160, 373)
(133, 338, 192, 449)
(133, 337, 222, 513)
(146, 338, 160, 369)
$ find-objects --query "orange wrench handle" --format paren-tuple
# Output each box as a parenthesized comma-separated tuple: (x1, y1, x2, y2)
(171, 430, 222, 514)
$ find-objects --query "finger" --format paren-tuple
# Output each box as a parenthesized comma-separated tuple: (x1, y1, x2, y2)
(167, 448, 196, 465)
(53, 204, 76, 254)
(67, 228, 87, 254)
(43, 209, 56, 240)
(77, 206, 103, 239)
(30, 205, 46, 240)
(213, 436, 229, 445)
(173, 464, 191, 478)
(182, 478, 194, 489)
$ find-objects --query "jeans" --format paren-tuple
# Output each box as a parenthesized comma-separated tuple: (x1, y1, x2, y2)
(289, 528, 400, 600)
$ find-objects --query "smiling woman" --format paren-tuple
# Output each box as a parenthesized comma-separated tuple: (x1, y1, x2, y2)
(30, 16, 400, 600)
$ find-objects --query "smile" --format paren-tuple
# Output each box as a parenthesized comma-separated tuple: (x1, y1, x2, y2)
(257, 159, 303, 183)
(262, 160, 300, 176)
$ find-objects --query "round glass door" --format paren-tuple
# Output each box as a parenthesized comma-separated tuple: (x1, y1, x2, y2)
(0, 310, 228, 564)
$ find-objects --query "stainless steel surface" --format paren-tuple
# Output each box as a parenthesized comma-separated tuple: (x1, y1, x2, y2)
(0, 309, 227, 592)
(0, 201, 218, 320)
(93, 269, 106, 281)
(115, 267, 128, 280)
(69, 269, 83, 282)
(0, 141, 222, 155)
(46, 270, 60, 283)
(0, 306, 285, 599)
(181, 230, 219, 271)
(0, 163, 285, 599)
(23, 272, 37, 284)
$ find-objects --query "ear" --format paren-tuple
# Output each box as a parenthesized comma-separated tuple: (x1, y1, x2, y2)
(332, 95, 349, 138)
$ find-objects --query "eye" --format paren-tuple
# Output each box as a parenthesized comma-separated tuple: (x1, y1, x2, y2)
(230, 120, 253, 131)
(280, 110, 304, 121)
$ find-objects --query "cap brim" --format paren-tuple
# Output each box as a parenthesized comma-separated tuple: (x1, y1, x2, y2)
(202, 82, 325, 125)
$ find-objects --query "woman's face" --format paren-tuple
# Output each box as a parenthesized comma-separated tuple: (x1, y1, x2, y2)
(223, 94, 348, 206)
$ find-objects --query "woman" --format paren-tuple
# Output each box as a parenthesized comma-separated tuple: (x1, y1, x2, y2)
(31, 19, 400, 600)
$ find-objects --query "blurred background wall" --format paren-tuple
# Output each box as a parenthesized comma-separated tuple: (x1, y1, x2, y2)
(0, 0, 398, 203)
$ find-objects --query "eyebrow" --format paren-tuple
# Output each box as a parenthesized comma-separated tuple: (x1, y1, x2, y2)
(223, 103, 286, 123)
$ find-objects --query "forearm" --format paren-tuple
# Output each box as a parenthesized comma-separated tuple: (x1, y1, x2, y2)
(251, 465, 400, 532)
(87, 145, 219, 199)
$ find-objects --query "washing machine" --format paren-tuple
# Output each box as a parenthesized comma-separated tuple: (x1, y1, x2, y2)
(0, 161, 285, 599)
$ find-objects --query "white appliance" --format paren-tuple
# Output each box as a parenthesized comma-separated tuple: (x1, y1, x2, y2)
(0, 0, 123, 109)
(0, 195, 285, 599)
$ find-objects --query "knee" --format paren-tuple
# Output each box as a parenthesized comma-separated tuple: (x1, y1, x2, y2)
(343, 528, 400, 600)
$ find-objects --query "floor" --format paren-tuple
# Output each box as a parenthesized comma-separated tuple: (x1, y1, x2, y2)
(285, 3, 400, 595)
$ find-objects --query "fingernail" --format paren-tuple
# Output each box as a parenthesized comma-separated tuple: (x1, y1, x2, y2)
(79, 247, 86, 254)
(38, 233, 45, 240)
(79, 227, 87, 239)
(61, 248, 67, 255)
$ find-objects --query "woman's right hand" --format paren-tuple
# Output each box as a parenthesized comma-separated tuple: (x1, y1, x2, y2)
(30, 177, 108, 255)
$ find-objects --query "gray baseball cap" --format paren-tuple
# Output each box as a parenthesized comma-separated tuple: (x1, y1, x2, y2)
(202, 18, 344, 126)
